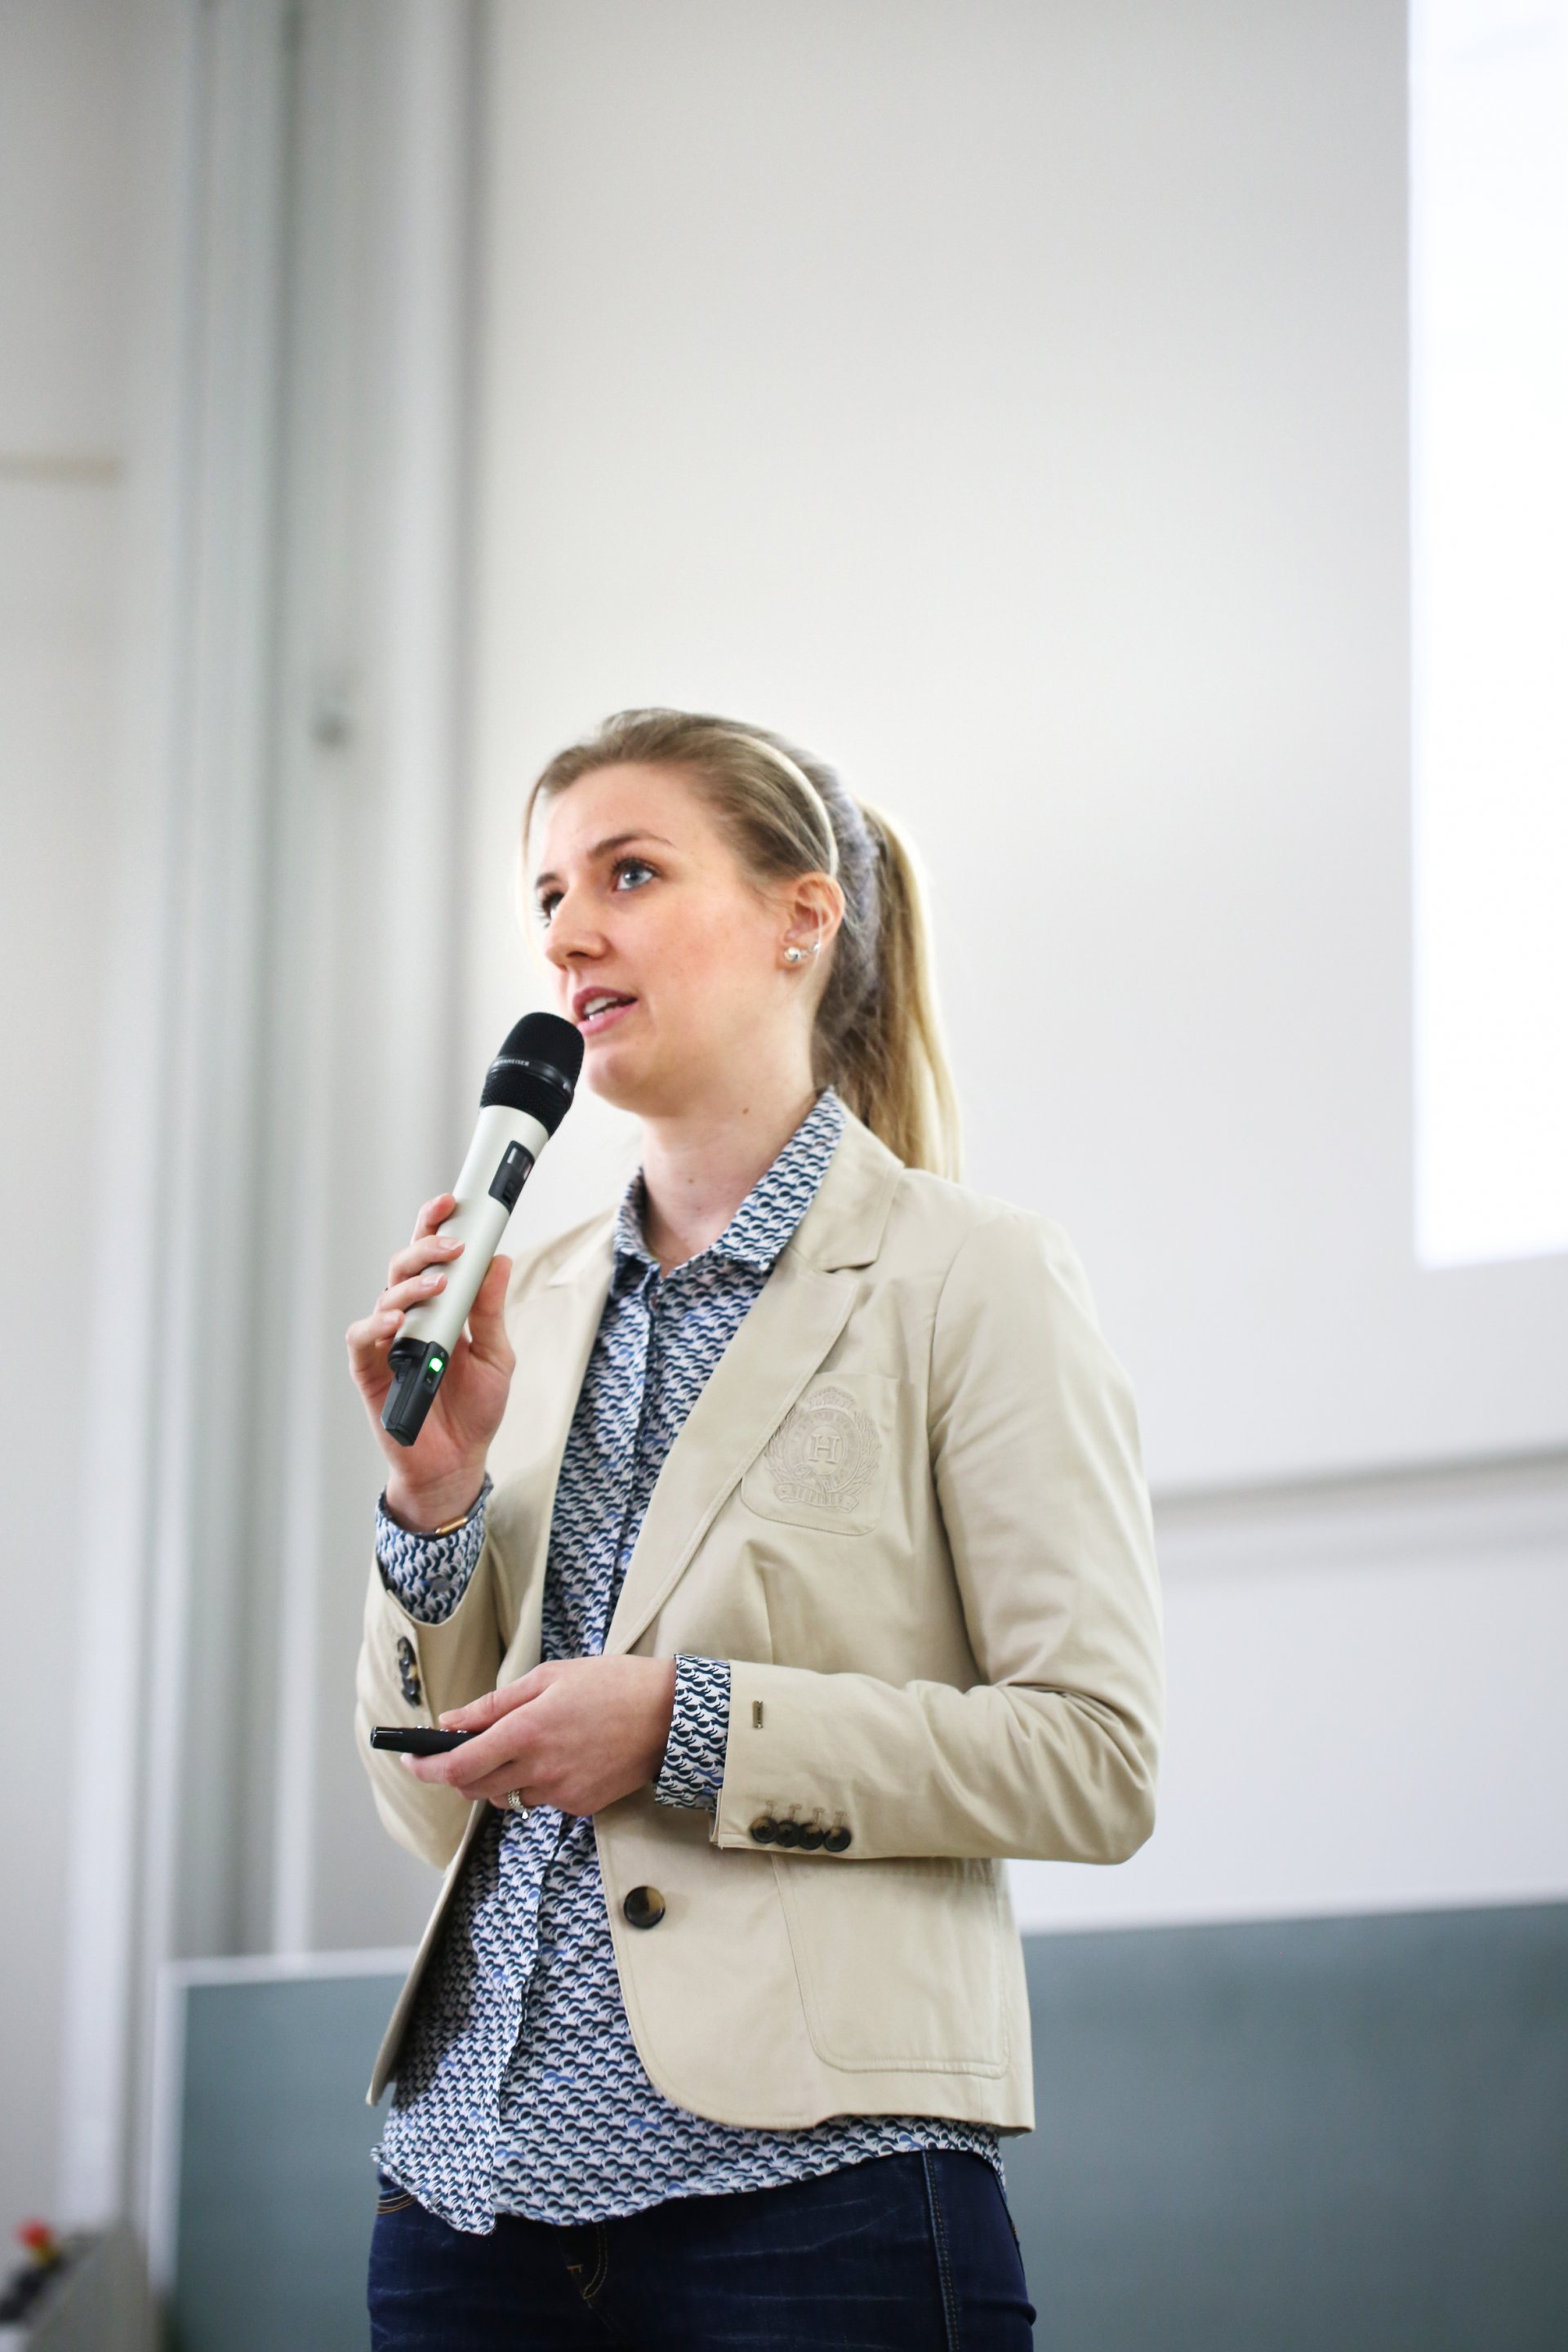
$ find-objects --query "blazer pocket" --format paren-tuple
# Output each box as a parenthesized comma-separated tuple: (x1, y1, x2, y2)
(775, 1854, 1010, 2075)
(740, 1373, 900, 1538)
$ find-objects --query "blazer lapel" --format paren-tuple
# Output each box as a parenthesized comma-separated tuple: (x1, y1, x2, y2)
(604, 1111, 902, 1659)
(492, 1220, 613, 1686)
(604, 1256, 858, 1657)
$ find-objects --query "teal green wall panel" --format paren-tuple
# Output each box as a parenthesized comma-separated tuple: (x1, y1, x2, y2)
(171, 1971, 398, 2352)
(1005, 1904, 1568, 2350)
(170, 1904, 1568, 2350)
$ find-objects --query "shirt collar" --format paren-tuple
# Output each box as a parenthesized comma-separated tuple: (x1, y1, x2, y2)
(612, 1089, 845, 1282)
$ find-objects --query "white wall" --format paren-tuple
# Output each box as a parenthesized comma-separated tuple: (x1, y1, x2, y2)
(0, 0, 149, 2243)
(466, 0, 1568, 1937)
(1018, 1455, 1568, 1933)
(468, 0, 1566, 1494)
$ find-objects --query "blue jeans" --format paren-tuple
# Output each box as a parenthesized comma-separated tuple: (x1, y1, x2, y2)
(368, 2151, 1035, 2350)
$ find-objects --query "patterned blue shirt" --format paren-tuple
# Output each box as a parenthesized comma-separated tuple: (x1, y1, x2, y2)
(372, 1089, 1000, 2233)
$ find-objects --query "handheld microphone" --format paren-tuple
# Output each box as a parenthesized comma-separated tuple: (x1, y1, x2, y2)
(381, 1011, 585, 1447)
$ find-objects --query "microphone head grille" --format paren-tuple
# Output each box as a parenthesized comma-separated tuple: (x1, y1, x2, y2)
(480, 1011, 584, 1132)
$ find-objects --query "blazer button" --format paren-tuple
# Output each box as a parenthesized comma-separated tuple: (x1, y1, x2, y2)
(395, 1637, 421, 1708)
(773, 1821, 802, 1849)
(797, 1824, 826, 1851)
(823, 1827, 853, 1853)
(622, 1885, 666, 1930)
(749, 1817, 778, 1845)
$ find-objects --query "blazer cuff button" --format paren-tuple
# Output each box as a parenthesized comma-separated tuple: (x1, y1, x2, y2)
(823, 1827, 852, 1853)
(749, 1816, 778, 1845)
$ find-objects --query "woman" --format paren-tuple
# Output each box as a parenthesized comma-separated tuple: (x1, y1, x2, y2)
(348, 708, 1163, 2349)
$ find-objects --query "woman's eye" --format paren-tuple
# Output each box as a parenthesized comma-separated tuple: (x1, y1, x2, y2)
(535, 859, 654, 924)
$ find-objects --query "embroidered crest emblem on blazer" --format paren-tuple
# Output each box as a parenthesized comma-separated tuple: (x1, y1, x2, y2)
(355, 1108, 1165, 2130)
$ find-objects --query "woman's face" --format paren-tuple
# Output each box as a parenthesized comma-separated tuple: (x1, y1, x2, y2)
(532, 762, 833, 1118)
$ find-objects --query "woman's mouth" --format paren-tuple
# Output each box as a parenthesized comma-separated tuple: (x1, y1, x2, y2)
(573, 989, 638, 1037)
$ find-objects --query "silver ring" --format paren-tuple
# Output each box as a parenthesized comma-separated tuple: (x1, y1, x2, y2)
(505, 1788, 529, 1814)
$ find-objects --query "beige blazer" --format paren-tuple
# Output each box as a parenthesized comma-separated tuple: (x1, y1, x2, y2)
(355, 1108, 1163, 2129)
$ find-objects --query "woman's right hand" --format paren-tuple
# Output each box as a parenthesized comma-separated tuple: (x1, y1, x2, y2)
(345, 1194, 515, 1531)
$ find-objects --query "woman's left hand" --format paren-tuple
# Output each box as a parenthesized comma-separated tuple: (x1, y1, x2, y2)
(404, 1656, 679, 1818)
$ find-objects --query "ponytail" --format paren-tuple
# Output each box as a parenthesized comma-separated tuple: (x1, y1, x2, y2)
(525, 708, 962, 1178)
(831, 801, 960, 1178)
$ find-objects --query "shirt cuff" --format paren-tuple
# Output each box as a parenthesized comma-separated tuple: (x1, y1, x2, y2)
(653, 1655, 732, 1812)
(375, 1476, 492, 1626)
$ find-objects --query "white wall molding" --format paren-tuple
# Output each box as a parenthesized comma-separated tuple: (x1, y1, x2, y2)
(57, 0, 291, 2230)
(58, 0, 483, 2233)
(1153, 1446, 1568, 1575)
(256, 0, 483, 1967)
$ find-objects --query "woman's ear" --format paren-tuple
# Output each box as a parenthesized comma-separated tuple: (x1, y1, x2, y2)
(779, 872, 844, 965)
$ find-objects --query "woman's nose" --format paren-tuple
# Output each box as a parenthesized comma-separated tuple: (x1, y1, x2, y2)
(541, 889, 600, 969)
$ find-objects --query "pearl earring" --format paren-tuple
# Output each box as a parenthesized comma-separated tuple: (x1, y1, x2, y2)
(783, 946, 804, 965)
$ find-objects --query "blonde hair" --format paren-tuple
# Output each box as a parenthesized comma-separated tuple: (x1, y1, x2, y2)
(524, 708, 961, 1177)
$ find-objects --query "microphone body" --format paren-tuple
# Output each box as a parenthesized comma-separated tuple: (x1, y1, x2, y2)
(381, 1013, 583, 1447)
